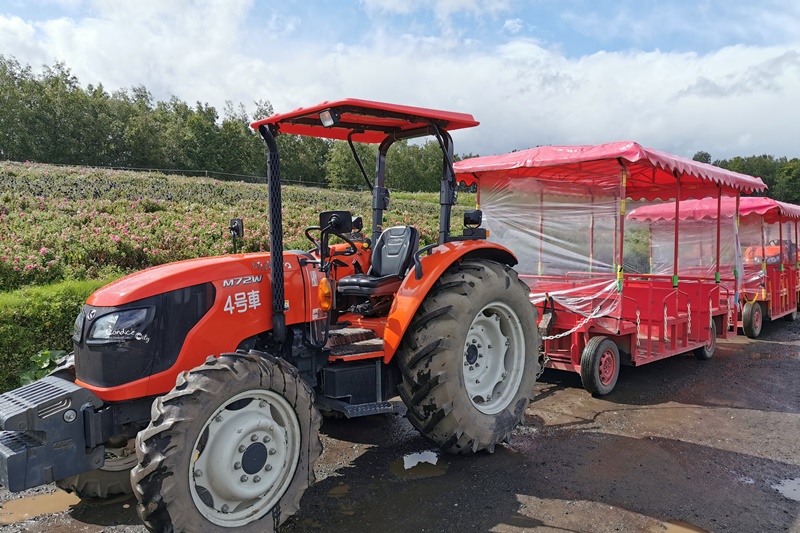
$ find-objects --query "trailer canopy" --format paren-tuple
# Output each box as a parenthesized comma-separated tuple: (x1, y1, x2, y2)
(455, 141, 766, 200)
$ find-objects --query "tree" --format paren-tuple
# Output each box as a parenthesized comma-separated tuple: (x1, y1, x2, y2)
(714, 154, 786, 192)
(693, 151, 711, 164)
(385, 140, 444, 192)
(773, 159, 800, 203)
(325, 141, 377, 190)
(277, 135, 331, 185)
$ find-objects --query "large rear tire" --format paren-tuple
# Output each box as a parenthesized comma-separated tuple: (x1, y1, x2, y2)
(396, 260, 539, 454)
(742, 301, 763, 338)
(56, 439, 137, 498)
(131, 352, 322, 532)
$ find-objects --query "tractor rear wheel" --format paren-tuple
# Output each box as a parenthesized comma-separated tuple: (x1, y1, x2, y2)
(396, 260, 539, 454)
(131, 352, 321, 532)
(742, 301, 763, 338)
(56, 439, 136, 498)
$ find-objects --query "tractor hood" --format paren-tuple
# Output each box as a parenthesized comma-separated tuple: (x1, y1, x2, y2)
(88, 253, 275, 306)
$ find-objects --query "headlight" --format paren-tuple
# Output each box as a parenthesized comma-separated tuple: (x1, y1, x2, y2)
(72, 310, 85, 342)
(88, 308, 150, 343)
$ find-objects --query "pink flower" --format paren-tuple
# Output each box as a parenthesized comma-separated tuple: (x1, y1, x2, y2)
(39, 247, 48, 255)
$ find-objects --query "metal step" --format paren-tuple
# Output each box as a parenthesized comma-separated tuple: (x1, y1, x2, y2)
(329, 338, 384, 357)
(316, 397, 396, 418)
(327, 327, 378, 347)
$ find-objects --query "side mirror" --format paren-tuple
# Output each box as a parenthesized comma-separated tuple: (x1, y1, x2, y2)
(320, 210, 353, 234)
(229, 218, 244, 238)
(229, 218, 244, 254)
(464, 210, 482, 227)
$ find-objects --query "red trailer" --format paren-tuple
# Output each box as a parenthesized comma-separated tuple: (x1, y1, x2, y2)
(631, 197, 800, 337)
(454, 141, 766, 395)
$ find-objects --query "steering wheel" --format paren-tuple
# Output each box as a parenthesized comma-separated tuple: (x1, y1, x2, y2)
(304, 226, 321, 254)
(330, 232, 358, 256)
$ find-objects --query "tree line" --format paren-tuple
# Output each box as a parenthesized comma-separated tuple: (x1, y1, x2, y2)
(692, 152, 800, 203)
(0, 56, 468, 192)
(2, 56, 798, 198)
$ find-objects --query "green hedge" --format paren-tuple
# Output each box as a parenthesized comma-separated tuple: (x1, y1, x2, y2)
(0, 277, 116, 392)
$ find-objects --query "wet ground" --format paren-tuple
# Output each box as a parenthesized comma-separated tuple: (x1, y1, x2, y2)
(2, 320, 799, 532)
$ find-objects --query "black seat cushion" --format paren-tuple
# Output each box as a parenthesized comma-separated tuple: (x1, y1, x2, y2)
(336, 273, 403, 296)
(337, 226, 419, 297)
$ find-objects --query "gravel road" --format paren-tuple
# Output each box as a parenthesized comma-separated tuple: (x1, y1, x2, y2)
(2, 319, 799, 532)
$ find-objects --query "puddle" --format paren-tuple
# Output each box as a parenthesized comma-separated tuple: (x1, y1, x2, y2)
(0, 490, 81, 524)
(327, 483, 351, 498)
(390, 450, 447, 479)
(651, 520, 709, 532)
(773, 478, 800, 502)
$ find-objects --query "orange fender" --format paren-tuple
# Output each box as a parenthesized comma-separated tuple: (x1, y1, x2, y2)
(382, 240, 517, 362)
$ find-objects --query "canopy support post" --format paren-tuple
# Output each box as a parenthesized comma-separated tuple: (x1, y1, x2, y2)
(672, 173, 680, 288)
(715, 187, 722, 284)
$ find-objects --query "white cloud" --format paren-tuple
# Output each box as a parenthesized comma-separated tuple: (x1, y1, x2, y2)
(1, 2, 800, 160)
(502, 18, 523, 34)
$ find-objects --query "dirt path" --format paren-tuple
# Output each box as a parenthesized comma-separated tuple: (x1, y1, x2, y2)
(2, 320, 799, 532)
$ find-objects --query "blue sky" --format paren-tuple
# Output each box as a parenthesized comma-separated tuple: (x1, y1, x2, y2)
(1, 0, 799, 159)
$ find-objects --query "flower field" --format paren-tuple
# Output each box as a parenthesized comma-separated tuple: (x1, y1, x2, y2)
(0, 161, 474, 291)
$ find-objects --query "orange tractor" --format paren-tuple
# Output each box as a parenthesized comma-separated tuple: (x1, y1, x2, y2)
(0, 100, 539, 531)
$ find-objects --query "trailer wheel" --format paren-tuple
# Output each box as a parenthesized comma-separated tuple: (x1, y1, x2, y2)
(396, 260, 539, 454)
(783, 307, 798, 322)
(692, 320, 717, 360)
(131, 352, 321, 532)
(56, 439, 137, 498)
(742, 301, 763, 338)
(580, 336, 619, 396)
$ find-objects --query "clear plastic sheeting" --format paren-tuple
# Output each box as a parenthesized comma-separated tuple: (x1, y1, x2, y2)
(479, 172, 621, 318)
(626, 198, 742, 303)
(627, 198, 740, 278)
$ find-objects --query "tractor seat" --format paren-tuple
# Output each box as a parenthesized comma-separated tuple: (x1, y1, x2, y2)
(337, 226, 420, 296)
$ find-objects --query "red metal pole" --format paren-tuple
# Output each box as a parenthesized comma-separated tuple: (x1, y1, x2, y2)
(538, 191, 543, 275)
(715, 187, 722, 284)
(618, 167, 627, 292)
(673, 175, 681, 288)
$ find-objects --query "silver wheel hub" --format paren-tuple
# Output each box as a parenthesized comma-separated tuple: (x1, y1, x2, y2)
(189, 389, 301, 527)
(463, 301, 526, 414)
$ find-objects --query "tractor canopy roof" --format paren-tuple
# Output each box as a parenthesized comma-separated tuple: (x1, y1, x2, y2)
(628, 196, 800, 223)
(454, 141, 767, 200)
(250, 98, 479, 144)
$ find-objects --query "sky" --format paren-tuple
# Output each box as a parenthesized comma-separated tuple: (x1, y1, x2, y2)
(1, 0, 799, 160)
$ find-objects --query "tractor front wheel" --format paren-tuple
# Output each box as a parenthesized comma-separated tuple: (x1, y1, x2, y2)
(396, 260, 539, 454)
(56, 438, 137, 498)
(742, 301, 763, 338)
(131, 352, 321, 532)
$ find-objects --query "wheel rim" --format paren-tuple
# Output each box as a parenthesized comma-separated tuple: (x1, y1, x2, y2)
(754, 305, 762, 332)
(598, 348, 617, 386)
(462, 301, 526, 415)
(189, 389, 301, 527)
